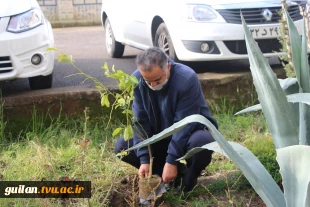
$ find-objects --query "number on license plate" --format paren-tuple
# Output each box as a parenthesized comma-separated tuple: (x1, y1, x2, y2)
(249, 27, 280, 38)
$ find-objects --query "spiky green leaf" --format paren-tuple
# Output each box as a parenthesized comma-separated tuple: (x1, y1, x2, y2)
(235, 93, 310, 115)
(242, 15, 298, 149)
(299, 18, 310, 145)
(178, 141, 285, 207)
(277, 145, 310, 206)
(126, 114, 285, 206)
(284, 9, 302, 84)
(235, 104, 262, 115)
(278, 78, 298, 90)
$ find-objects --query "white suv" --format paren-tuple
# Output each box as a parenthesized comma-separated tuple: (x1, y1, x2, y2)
(101, 0, 309, 62)
(0, 0, 55, 90)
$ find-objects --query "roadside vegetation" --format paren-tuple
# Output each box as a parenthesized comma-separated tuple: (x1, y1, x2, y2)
(0, 99, 275, 206)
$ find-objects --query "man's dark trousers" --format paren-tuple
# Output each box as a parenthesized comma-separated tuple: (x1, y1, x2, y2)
(114, 129, 215, 192)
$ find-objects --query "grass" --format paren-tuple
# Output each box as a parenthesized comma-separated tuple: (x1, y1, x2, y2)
(0, 100, 275, 206)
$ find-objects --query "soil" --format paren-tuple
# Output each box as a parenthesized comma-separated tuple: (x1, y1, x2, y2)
(106, 173, 267, 207)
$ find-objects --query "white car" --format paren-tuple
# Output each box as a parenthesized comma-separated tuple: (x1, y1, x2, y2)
(101, 0, 309, 62)
(0, 0, 55, 90)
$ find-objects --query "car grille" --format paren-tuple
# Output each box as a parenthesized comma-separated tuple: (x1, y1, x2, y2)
(216, 4, 306, 24)
(0, 56, 13, 73)
(224, 39, 282, 54)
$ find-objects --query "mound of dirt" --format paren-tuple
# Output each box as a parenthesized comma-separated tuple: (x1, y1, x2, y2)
(106, 173, 267, 207)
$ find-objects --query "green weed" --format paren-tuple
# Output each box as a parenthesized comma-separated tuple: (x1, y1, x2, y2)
(0, 101, 274, 206)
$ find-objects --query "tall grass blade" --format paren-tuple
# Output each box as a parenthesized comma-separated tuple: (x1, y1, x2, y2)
(0, 99, 6, 143)
(277, 145, 310, 206)
(126, 114, 286, 206)
(242, 15, 298, 149)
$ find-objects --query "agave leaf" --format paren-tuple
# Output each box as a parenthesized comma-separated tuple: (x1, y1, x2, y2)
(299, 103, 310, 145)
(235, 78, 299, 115)
(278, 78, 298, 91)
(177, 141, 285, 207)
(235, 93, 310, 115)
(235, 78, 298, 115)
(126, 114, 285, 206)
(287, 93, 310, 105)
(299, 19, 310, 145)
(284, 9, 302, 84)
(234, 104, 262, 115)
(277, 145, 310, 206)
(300, 17, 310, 93)
(242, 15, 298, 149)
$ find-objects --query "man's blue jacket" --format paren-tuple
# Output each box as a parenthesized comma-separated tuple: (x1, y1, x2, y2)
(132, 59, 218, 165)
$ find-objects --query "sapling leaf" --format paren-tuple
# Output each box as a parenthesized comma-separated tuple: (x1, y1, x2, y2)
(122, 109, 133, 115)
(101, 62, 109, 75)
(46, 47, 58, 51)
(116, 151, 128, 157)
(117, 98, 125, 106)
(129, 75, 139, 84)
(104, 95, 110, 107)
(112, 127, 123, 137)
(101, 94, 110, 107)
(179, 160, 187, 165)
(124, 125, 133, 141)
(58, 54, 74, 63)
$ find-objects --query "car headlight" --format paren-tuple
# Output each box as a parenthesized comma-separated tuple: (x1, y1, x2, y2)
(184, 5, 225, 22)
(7, 9, 44, 33)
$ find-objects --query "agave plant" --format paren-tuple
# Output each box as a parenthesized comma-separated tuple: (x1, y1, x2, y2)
(125, 8, 310, 207)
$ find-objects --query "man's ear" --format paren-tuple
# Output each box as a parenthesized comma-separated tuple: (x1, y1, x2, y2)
(167, 62, 172, 71)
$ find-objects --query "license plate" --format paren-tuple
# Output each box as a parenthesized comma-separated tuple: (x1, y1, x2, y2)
(249, 26, 280, 38)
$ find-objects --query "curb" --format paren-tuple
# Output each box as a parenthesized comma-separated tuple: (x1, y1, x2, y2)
(2, 67, 286, 119)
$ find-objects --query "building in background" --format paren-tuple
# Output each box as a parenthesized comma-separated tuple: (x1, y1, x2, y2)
(38, 0, 102, 27)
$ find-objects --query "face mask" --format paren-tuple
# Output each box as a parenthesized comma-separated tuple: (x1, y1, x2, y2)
(147, 78, 168, 91)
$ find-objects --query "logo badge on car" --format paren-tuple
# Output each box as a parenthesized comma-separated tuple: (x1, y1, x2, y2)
(262, 9, 273, 21)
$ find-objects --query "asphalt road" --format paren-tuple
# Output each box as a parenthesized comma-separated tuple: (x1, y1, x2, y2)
(0, 26, 281, 96)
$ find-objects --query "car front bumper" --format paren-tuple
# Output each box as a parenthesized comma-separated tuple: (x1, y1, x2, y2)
(0, 17, 54, 81)
(169, 19, 305, 61)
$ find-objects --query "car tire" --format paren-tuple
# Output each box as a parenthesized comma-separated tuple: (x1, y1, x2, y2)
(105, 18, 125, 58)
(155, 23, 178, 61)
(28, 73, 53, 90)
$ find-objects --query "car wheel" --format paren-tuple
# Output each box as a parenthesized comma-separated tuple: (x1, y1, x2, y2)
(155, 23, 178, 61)
(105, 18, 125, 58)
(28, 73, 53, 90)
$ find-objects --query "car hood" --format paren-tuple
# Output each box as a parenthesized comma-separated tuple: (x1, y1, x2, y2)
(0, 0, 37, 18)
(185, 0, 306, 9)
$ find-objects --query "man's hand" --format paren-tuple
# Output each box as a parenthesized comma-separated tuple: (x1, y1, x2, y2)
(138, 164, 150, 178)
(162, 163, 177, 183)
